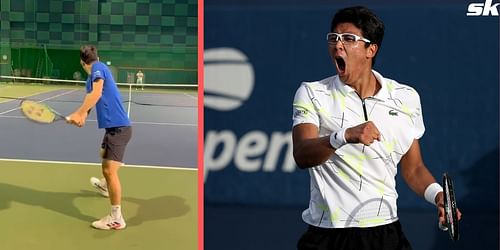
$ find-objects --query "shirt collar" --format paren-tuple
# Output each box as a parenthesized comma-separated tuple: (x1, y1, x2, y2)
(333, 69, 390, 101)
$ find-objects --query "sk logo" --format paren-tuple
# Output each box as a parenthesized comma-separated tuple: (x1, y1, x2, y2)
(389, 110, 398, 116)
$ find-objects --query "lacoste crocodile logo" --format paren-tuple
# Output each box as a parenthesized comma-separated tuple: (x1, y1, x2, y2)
(389, 110, 398, 116)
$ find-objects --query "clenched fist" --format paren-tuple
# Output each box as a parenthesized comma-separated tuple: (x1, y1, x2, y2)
(345, 121, 381, 146)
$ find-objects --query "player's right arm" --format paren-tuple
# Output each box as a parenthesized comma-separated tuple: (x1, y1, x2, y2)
(293, 122, 381, 168)
(68, 79, 103, 127)
(292, 123, 335, 168)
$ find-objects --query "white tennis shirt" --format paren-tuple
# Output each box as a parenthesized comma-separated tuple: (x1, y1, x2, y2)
(292, 70, 425, 228)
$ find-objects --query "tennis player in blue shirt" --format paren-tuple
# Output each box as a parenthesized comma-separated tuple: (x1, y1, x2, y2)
(68, 45, 132, 230)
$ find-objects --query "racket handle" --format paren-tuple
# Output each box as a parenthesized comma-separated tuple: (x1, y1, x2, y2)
(65, 116, 70, 121)
(438, 221, 448, 231)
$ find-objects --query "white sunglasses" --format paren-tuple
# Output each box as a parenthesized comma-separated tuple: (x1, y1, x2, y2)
(326, 32, 371, 45)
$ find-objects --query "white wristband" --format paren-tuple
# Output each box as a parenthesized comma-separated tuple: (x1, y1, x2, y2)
(329, 128, 347, 149)
(424, 182, 443, 206)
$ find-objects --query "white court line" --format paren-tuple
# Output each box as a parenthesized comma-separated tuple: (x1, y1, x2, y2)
(0, 158, 197, 171)
(0, 89, 78, 115)
(183, 93, 198, 100)
(0, 114, 197, 126)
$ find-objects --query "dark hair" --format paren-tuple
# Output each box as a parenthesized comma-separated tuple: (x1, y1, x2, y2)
(331, 6, 384, 64)
(80, 45, 98, 64)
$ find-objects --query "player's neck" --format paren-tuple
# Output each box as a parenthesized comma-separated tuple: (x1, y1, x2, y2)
(349, 70, 379, 99)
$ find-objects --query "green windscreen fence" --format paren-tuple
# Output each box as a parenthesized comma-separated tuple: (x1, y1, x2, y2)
(11, 46, 54, 78)
(9, 46, 197, 84)
(0, 0, 198, 86)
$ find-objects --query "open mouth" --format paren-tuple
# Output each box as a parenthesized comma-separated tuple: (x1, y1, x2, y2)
(335, 56, 346, 73)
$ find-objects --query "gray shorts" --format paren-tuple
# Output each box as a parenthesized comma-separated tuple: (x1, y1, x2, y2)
(101, 126, 132, 162)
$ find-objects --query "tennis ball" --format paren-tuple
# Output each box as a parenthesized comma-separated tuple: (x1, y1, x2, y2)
(204, 48, 254, 111)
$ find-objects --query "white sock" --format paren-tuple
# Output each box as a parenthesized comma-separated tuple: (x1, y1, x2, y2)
(111, 205, 122, 219)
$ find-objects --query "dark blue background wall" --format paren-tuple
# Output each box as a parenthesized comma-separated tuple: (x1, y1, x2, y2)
(204, 1, 499, 249)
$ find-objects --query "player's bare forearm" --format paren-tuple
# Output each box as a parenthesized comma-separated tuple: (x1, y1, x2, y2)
(293, 123, 335, 168)
(402, 162, 437, 196)
(78, 92, 100, 114)
(293, 136, 335, 168)
(400, 139, 438, 197)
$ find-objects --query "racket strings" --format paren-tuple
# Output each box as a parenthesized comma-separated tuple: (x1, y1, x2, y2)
(20, 101, 59, 123)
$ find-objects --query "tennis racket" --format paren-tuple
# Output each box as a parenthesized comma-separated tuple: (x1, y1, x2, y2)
(20, 100, 68, 124)
(440, 172, 460, 241)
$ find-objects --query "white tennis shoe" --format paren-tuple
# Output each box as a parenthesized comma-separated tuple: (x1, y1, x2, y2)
(91, 215, 126, 230)
(90, 177, 109, 197)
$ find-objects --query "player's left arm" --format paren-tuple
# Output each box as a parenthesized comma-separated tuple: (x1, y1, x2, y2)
(400, 139, 461, 224)
(400, 139, 439, 199)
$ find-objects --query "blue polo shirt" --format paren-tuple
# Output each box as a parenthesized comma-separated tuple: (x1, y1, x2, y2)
(86, 61, 130, 129)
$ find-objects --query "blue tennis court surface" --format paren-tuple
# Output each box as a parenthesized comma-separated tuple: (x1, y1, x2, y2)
(0, 85, 197, 168)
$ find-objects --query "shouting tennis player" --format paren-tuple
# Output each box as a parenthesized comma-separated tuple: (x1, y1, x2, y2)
(68, 45, 132, 230)
(292, 6, 461, 249)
